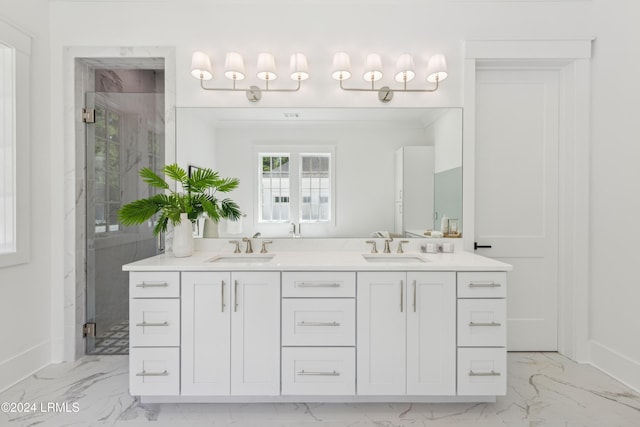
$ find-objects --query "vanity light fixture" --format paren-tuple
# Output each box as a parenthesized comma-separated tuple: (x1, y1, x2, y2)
(191, 51, 309, 102)
(331, 52, 448, 103)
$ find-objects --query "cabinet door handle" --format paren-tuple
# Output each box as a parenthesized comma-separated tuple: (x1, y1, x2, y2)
(297, 370, 340, 376)
(469, 321, 501, 327)
(400, 280, 404, 312)
(136, 370, 169, 377)
(413, 280, 417, 312)
(135, 321, 169, 327)
(234, 280, 239, 312)
(468, 281, 501, 288)
(469, 370, 501, 377)
(297, 321, 340, 327)
(221, 280, 226, 312)
(136, 281, 168, 288)
(297, 282, 340, 288)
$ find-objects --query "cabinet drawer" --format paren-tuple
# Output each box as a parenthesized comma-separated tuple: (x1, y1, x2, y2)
(129, 347, 180, 396)
(282, 272, 355, 298)
(282, 347, 355, 395)
(457, 272, 506, 298)
(458, 299, 506, 347)
(130, 298, 180, 347)
(282, 299, 355, 346)
(130, 272, 180, 298)
(457, 348, 506, 396)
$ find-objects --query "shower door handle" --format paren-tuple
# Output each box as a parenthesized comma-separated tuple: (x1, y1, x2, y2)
(158, 230, 165, 253)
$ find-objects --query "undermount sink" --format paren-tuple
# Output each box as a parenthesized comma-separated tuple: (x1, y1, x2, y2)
(362, 254, 428, 263)
(207, 254, 275, 263)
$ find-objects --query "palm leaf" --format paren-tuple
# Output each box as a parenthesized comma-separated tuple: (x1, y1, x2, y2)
(139, 167, 170, 190)
(212, 177, 240, 193)
(119, 163, 242, 236)
(220, 198, 242, 221)
(163, 164, 188, 187)
(118, 198, 159, 225)
(153, 213, 170, 235)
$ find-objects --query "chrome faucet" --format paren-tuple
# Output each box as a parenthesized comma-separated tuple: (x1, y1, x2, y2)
(229, 240, 241, 253)
(365, 240, 378, 253)
(260, 240, 273, 253)
(290, 222, 300, 238)
(383, 238, 394, 254)
(242, 237, 254, 253)
(397, 240, 409, 253)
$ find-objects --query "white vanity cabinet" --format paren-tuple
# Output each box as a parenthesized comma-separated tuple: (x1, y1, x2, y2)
(281, 272, 356, 396)
(456, 272, 507, 396)
(357, 271, 456, 396)
(181, 271, 281, 396)
(125, 250, 510, 402)
(128, 272, 181, 396)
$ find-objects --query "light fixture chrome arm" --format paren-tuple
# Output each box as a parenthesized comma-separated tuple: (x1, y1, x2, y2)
(337, 76, 440, 103)
(199, 76, 302, 102)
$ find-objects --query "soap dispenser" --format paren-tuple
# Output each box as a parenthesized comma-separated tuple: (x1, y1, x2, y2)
(440, 215, 449, 235)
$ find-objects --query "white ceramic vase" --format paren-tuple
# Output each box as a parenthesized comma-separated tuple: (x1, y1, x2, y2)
(172, 212, 194, 257)
(203, 218, 219, 238)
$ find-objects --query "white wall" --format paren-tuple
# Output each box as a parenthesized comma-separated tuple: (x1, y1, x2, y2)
(0, 1, 52, 391)
(175, 109, 217, 171)
(430, 109, 463, 173)
(213, 124, 427, 237)
(588, 1, 640, 391)
(30, 0, 640, 392)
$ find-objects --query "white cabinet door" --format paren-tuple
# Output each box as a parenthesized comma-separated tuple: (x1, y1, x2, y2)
(231, 272, 281, 395)
(357, 272, 406, 395)
(406, 272, 456, 395)
(181, 272, 231, 396)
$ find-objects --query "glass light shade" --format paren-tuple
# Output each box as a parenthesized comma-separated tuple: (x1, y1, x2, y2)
(331, 52, 351, 80)
(256, 52, 277, 81)
(363, 53, 383, 82)
(426, 54, 448, 83)
(224, 52, 245, 81)
(290, 53, 310, 81)
(191, 51, 213, 80)
(394, 53, 416, 83)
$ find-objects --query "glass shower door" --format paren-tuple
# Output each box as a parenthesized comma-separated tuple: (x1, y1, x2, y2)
(85, 91, 165, 354)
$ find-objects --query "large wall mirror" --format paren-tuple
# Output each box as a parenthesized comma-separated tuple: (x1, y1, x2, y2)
(176, 107, 462, 239)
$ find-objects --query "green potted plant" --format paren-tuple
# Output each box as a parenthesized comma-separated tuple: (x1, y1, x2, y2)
(118, 163, 241, 257)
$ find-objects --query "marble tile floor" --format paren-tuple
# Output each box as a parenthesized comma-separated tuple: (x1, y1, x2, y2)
(0, 352, 639, 427)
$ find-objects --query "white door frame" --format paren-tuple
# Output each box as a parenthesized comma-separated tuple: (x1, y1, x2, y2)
(462, 39, 592, 362)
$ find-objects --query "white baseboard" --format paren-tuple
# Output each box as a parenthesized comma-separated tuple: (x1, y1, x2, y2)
(589, 339, 640, 393)
(0, 341, 51, 393)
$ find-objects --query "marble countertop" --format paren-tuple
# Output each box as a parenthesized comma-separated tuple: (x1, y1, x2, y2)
(123, 249, 512, 272)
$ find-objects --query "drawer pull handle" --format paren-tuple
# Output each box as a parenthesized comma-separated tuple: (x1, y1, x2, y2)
(469, 321, 502, 327)
(469, 370, 501, 377)
(136, 282, 169, 288)
(297, 370, 340, 376)
(297, 321, 341, 327)
(136, 370, 169, 377)
(136, 321, 169, 327)
(297, 282, 341, 288)
(413, 280, 417, 312)
(468, 281, 501, 288)
(221, 280, 226, 312)
(234, 280, 239, 312)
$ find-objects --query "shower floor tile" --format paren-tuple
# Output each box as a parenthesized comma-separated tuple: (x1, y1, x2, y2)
(89, 319, 129, 355)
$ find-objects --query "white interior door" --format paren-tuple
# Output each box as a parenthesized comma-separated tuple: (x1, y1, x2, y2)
(475, 68, 559, 351)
